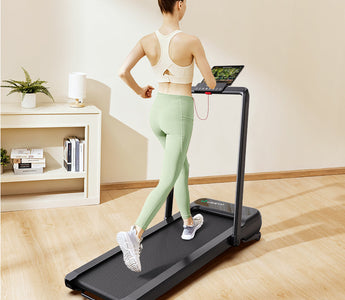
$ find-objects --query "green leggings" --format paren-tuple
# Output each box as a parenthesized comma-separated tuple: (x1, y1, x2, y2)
(135, 92, 194, 230)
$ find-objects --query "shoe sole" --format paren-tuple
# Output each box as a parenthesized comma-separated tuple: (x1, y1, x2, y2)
(116, 232, 141, 272)
(181, 215, 204, 240)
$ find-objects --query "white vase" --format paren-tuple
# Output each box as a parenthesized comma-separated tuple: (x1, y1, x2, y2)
(22, 93, 37, 108)
(1, 165, 3, 174)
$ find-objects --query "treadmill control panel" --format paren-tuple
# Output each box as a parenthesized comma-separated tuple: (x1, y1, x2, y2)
(193, 81, 227, 94)
(195, 198, 234, 213)
(192, 65, 244, 94)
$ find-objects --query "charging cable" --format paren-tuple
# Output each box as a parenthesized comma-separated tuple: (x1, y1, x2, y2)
(192, 92, 211, 120)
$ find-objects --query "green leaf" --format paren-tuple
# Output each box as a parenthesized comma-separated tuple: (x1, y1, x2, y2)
(21, 67, 32, 84)
(26, 85, 42, 91)
(7, 88, 22, 96)
(31, 80, 47, 86)
(40, 88, 55, 102)
(30, 83, 48, 88)
(11, 80, 27, 87)
(0, 85, 17, 88)
(1, 79, 19, 87)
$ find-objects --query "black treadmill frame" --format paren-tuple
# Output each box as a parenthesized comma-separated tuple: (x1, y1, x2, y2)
(176, 86, 250, 246)
(65, 86, 260, 300)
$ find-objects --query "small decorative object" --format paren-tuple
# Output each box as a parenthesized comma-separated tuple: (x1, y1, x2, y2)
(1, 148, 11, 174)
(0, 67, 55, 109)
(68, 72, 87, 108)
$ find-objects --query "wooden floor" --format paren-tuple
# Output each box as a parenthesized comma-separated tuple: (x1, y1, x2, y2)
(1, 174, 345, 299)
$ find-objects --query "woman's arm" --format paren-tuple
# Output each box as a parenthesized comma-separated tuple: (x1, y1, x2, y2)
(118, 39, 154, 98)
(190, 36, 216, 89)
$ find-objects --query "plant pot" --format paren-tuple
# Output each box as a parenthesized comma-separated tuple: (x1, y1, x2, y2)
(22, 93, 37, 108)
(1, 165, 3, 174)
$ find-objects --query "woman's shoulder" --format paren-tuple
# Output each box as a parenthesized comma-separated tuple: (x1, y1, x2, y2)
(173, 32, 201, 48)
(176, 32, 201, 50)
(139, 33, 154, 49)
(176, 31, 199, 41)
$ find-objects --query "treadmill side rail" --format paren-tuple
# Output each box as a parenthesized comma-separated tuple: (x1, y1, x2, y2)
(190, 86, 251, 246)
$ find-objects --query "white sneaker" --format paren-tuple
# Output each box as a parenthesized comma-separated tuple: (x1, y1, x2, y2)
(181, 213, 204, 240)
(116, 225, 143, 272)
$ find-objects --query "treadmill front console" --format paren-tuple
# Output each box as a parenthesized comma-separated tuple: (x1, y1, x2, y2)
(194, 198, 258, 227)
(195, 198, 234, 213)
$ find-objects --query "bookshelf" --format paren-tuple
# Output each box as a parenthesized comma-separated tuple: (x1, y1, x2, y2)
(0, 102, 102, 212)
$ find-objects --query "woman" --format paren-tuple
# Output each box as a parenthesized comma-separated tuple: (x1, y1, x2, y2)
(116, 0, 216, 272)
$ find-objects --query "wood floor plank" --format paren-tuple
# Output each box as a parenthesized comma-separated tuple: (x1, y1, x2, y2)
(1, 175, 345, 299)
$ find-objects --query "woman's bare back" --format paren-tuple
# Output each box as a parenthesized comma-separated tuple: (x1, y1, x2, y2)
(141, 30, 195, 96)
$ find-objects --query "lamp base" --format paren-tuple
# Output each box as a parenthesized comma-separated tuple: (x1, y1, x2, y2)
(69, 98, 85, 108)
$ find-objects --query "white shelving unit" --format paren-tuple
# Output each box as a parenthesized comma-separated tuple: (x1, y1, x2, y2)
(1, 102, 102, 212)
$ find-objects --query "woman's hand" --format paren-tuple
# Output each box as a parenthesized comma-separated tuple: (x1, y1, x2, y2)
(139, 85, 155, 98)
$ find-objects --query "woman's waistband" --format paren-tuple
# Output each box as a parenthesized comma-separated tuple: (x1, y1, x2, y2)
(156, 91, 193, 101)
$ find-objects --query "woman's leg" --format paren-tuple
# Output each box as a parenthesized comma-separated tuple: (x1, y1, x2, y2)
(135, 93, 194, 233)
(150, 139, 193, 226)
(135, 131, 193, 230)
(135, 140, 192, 238)
(174, 157, 194, 224)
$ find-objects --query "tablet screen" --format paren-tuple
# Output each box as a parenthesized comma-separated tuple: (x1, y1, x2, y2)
(212, 65, 244, 85)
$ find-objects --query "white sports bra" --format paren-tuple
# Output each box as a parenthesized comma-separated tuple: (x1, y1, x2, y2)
(152, 29, 194, 84)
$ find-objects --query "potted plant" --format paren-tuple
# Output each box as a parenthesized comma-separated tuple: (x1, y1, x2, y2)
(0, 67, 55, 108)
(1, 148, 10, 174)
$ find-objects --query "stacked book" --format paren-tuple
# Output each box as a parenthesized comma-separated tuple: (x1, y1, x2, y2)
(63, 136, 85, 172)
(11, 148, 45, 175)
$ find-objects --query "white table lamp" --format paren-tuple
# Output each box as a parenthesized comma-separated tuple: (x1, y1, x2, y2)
(68, 72, 87, 108)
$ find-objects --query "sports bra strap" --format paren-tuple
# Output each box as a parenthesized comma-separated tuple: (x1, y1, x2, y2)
(155, 29, 182, 38)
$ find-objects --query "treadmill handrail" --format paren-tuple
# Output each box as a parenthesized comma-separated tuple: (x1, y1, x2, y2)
(165, 86, 250, 246)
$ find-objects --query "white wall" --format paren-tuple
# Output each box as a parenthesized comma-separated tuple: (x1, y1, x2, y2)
(1, 0, 345, 184)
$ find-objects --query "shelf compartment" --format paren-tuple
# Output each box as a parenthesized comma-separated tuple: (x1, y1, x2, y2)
(1, 191, 98, 212)
(1, 167, 86, 183)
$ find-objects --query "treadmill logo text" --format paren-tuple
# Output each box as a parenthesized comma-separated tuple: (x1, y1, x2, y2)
(201, 200, 224, 206)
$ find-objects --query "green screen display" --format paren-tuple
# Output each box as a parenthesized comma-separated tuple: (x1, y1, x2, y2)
(212, 66, 243, 84)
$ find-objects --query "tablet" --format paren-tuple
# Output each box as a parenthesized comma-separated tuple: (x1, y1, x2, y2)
(211, 65, 244, 86)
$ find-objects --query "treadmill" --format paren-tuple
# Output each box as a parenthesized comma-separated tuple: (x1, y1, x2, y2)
(65, 85, 262, 300)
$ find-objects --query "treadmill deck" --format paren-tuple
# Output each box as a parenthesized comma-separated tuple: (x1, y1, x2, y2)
(66, 199, 261, 300)
(75, 210, 232, 298)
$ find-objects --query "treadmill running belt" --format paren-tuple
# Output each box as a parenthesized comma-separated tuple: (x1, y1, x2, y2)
(73, 209, 233, 299)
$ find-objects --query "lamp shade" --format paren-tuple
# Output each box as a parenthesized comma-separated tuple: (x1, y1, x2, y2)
(68, 72, 87, 99)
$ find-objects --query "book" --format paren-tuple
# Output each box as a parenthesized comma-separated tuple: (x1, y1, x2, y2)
(14, 167, 43, 175)
(64, 136, 85, 172)
(69, 137, 76, 172)
(29, 148, 43, 158)
(10, 148, 30, 158)
(11, 148, 43, 159)
(74, 136, 80, 172)
(79, 140, 85, 172)
(12, 157, 46, 164)
(63, 138, 72, 171)
(13, 162, 46, 169)
(64, 159, 71, 172)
